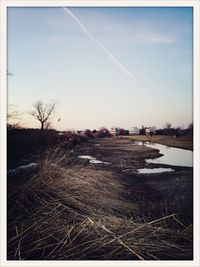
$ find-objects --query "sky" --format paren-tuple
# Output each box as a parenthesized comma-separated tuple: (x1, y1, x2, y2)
(7, 7, 193, 131)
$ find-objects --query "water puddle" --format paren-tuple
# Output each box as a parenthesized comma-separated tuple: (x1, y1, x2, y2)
(145, 142, 193, 167)
(137, 167, 174, 174)
(78, 155, 110, 165)
(133, 141, 145, 146)
(134, 141, 193, 167)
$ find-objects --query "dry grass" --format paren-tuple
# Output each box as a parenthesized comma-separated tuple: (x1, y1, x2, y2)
(7, 148, 193, 260)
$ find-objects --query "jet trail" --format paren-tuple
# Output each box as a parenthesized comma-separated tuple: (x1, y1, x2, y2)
(63, 7, 135, 81)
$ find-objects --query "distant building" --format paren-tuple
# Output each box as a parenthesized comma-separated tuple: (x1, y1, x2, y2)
(129, 127, 140, 135)
(120, 129, 129, 135)
(111, 127, 129, 136)
(111, 126, 117, 135)
(155, 129, 165, 135)
(163, 128, 178, 136)
(145, 128, 150, 135)
(145, 127, 156, 136)
(111, 127, 120, 136)
(115, 128, 121, 136)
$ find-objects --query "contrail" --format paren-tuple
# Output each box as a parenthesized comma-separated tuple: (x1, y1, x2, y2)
(63, 7, 135, 80)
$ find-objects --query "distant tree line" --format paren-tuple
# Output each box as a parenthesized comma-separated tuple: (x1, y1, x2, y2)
(112, 123, 193, 137)
(6, 100, 193, 138)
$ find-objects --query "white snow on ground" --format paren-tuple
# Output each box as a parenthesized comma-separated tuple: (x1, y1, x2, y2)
(137, 167, 174, 174)
(78, 155, 110, 165)
(8, 163, 39, 175)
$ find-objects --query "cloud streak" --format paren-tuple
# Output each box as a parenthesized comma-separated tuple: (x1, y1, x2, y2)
(63, 7, 135, 81)
(137, 32, 177, 44)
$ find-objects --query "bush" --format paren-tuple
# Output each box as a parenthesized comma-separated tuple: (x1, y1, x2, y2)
(7, 128, 88, 168)
(96, 127, 111, 138)
(84, 129, 94, 138)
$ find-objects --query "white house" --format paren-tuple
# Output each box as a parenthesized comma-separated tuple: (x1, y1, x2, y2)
(129, 127, 140, 135)
(111, 127, 121, 136)
(145, 127, 156, 135)
(110, 127, 116, 135)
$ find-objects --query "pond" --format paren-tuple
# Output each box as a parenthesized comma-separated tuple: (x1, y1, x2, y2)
(134, 141, 193, 167)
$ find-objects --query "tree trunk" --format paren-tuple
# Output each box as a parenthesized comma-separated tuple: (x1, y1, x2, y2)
(41, 122, 44, 130)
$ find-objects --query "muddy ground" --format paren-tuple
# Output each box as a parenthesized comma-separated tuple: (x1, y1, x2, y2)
(8, 135, 193, 224)
(8, 135, 193, 225)
(71, 136, 193, 224)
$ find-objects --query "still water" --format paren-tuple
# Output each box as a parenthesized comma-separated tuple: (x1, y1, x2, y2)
(134, 141, 193, 167)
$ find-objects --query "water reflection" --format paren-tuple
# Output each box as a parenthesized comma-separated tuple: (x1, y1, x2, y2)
(134, 141, 193, 167)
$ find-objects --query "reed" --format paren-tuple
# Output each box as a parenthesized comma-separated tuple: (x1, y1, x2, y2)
(7, 148, 193, 260)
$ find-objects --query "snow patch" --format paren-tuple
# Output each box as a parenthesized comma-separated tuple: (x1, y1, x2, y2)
(137, 167, 174, 174)
(8, 163, 38, 175)
(78, 155, 110, 165)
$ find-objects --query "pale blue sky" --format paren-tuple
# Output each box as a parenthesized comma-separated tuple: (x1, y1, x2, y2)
(7, 7, 193, 130)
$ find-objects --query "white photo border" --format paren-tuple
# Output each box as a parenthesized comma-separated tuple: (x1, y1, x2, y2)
(0, 1, 199, 267)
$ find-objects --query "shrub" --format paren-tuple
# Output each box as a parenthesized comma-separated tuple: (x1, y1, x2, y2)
(96, 127, 111, 138)
(84, 129, 94, 138)
(7, 128, 88, 168)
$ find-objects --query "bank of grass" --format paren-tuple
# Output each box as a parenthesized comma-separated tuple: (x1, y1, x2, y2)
(7, 148, 193, 260)
(7, 128, 112, 169)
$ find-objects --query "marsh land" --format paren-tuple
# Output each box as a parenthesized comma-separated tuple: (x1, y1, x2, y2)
(7, 134, 193, 260)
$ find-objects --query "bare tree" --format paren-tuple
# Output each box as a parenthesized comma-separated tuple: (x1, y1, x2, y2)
(7, 110, 18, 121)
(7, 105, 21, 129)
(30, 100, 56, 130)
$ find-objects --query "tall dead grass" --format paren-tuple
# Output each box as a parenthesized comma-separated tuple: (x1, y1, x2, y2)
(7, 148, 193, 260)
